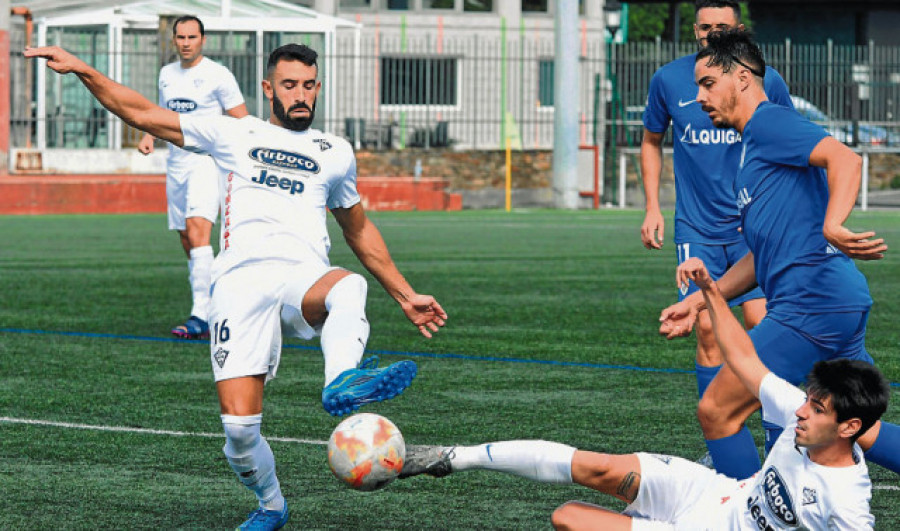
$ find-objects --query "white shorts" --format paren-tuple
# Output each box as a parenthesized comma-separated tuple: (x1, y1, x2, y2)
(623, 453, 736, 530)
(166, 154, 220, 230)
(208, 261, 340, 383)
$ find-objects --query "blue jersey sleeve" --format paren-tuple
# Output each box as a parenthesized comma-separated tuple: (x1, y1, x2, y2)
(643, 70, 671, 133)
(763, 67, 793, 109)
(749, 103, 828, 168)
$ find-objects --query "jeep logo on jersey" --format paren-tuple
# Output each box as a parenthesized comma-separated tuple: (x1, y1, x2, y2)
(251, 169, 305, 195)
(249, 148, 320, 173)
(167, 98, 198, 113)
(761, 468, 798, 526)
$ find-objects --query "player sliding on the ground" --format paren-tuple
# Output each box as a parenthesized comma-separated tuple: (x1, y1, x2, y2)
(27, 43, 447, 531)
(400, 258, 890, 530)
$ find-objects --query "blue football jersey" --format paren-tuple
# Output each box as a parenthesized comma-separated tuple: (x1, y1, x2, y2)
(736, 101, 872, 316)
(643, 53, 793, 244)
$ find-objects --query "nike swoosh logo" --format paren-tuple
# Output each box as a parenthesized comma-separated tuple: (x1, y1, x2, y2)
(485, 443, 494, 462)
(678, 99, 696, 107)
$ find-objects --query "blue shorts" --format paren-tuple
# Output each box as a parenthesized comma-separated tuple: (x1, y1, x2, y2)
(748, 311, 873, 385)
(676, 241, 764, 306)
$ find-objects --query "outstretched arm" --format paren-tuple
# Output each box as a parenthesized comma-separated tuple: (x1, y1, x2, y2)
(25, 46, 184, 147)
(678, 258, 769, 398)
(810, 136, 887, 260)
(658, 251, 757, 339)
(331, 203, 447, 338)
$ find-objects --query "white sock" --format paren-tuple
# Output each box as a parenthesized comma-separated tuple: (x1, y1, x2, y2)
(222, 414, 285, 512)
(320, 274, 370, 386)
(450, 440, 575, 483)
(188, 246, 214, 321)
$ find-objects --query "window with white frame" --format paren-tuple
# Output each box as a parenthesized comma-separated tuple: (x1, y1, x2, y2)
(538, 58, 554, 107)
(381, 56, 458, 106)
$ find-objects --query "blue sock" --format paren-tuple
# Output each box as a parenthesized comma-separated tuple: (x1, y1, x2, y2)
(762, 419, 783, 456)
(864, 421, 900, 474)
(706, 427, 761, 479)
(695, 362, 722, 399)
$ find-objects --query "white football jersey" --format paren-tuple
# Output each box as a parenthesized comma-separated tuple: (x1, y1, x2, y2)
(179, 115, 360, 281)
(719, 373, 874, 530)
(158, 57, 245, 169)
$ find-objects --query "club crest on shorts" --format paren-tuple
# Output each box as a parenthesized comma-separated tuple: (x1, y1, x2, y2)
(214, 347, 230, 368)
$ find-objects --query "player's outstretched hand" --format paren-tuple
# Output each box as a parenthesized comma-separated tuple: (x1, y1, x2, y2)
(677, 257, 714, 291)
(401, 294, 448, 338)
(658, 300, 697, 339)
(823, 224, 887, 261)
(641, 209, 665, 250)
(24, 46, 88, 75)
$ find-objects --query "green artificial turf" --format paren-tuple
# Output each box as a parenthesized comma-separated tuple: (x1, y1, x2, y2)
(0, 209, 897, 529)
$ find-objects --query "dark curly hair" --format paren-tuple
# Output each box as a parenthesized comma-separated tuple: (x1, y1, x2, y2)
(806, 359, 890, 443)
(266, 43, 318, 78)
(696, 28, 765, 78)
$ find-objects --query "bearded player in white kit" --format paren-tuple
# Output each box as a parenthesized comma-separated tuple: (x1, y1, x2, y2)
(28, 43, 448, 530)
(138, 15, 249, 340)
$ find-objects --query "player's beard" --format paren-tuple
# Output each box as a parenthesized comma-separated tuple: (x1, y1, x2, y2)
(706, 92, 739, 129)
(273, 93, 316, 132)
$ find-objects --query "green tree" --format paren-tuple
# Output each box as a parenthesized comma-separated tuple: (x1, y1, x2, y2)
(626, 2, 753, 43)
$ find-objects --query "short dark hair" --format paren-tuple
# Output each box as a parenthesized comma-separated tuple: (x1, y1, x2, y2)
(696, 28, 765, 78)
(695, 0, 741, 20)
(173, 15, 204, 37)
(267, 43, 318, 78)
(806, 359, 891, 443)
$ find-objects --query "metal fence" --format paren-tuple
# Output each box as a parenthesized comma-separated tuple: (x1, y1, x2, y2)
(611, 38, 900, 149)
(11, 24, 900, 153)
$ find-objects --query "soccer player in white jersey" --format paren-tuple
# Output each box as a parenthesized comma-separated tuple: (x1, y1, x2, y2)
(400, 259, 890, 530)
(137, 15, 248, 340)
(28, 43, 447, 530)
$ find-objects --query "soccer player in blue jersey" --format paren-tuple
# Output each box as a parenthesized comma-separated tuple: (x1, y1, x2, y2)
(640, 0, 793, 478)
(659, 28, 900, 477)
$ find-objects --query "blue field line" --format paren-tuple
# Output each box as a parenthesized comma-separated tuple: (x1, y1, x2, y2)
(3, 327, 898, 387)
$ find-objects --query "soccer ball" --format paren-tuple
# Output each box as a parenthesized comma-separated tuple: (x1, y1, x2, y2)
(327, 413, 406, 491)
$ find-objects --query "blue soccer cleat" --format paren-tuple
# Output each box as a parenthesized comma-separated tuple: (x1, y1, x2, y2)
(236, 504, 289, 530)
(322, 356, 417, 416)
(171, 315, 210, 340)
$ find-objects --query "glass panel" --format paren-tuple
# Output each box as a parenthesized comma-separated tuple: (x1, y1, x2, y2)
(380, 56, 457, 105)
(538, 59, 554, 107)
(339, 0, 372, 8)
(120, 29, 159, 148)
(521, 0, 547, 12)
(387, 0, 410, 9)
(46, 26, 108, 148)
(464, 0, 492, 12)
(423, 0, 455, 9)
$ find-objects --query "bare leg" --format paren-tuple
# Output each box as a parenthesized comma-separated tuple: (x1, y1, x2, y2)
(740, 298, 766, 330)
(552, 501, 634, 531)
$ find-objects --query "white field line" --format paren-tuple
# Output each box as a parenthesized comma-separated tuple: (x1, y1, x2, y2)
(0, 416, 326, 445)
(2, 416, 898, 491)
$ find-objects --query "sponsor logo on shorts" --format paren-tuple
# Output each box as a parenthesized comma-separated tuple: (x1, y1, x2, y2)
(746, 467, 798, 530)
(214, 347, 229, 368)
(167, 98, 198, 113)
(249, 147, 320, 173)
(251, 169, 305, 195)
